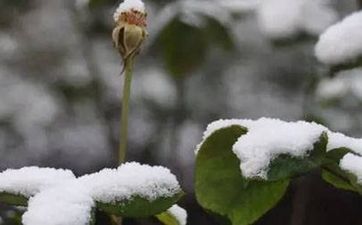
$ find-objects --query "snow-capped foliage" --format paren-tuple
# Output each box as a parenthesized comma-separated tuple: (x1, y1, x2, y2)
(22, 183, 94, 225)
(113, 0, 145, 22)
(340, 153, 362, 184)
(257, 0, 338, 39)
(315, 11, 362, 65)
(0, 167, 75, 197)
(198, 118, 325, 178)
(197, 118, 362, 179)
(167, 205, 187, 225)
(78, 162, 181, 203)
(0, 163, 182, 225)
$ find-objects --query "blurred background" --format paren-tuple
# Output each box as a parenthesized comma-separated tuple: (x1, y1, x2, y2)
(0, 0, 362, 224)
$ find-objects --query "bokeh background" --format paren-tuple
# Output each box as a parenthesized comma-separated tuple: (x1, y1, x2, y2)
(0, 0, 362, 224)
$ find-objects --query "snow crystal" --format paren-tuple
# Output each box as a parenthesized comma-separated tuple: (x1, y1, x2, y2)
(340, 153, 362, 184)
(79, 162, 181, 203)
(22, 183, 94, 225)
(0, 167, 75, 197)
(197, 118, 327, 179)
(113, 0, 145, 22)
(315, 11, 362, 65)
(167, 205, 187, 225)
(257, 0, 337, 39)
(327, 131, 362, 155)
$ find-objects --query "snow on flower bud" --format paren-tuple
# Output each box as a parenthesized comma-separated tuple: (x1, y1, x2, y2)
(112, 0, 147, 62)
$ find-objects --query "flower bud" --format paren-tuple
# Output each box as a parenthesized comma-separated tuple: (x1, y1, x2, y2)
(112, 0, 147, 62)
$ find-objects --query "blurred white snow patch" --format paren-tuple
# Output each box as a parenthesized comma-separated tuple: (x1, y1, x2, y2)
(0, 70, 60, 131)
(340, 153, 362, 184)
(128, 109, 155, 150)
(0, 32, 18, 57)
(327, 132, 362, 155)
(52, 120, 111, 166)
(22, 183, 94, 225)
(316, 77, 349, 100)
(133, 69, 176, 108)
(217, 0, 260, 14)
(0, 167, 75, 197)
(113, 0, 145, 22)
(257, 0, 338, 39)
(197, 118, 327, 179)
(63, 55, 92, 86)
(167, 205, 187, 225)
(177, 121, 203, 165)
(78, 162, 181, 203)
(316, 68, 362, 100)
(315, 11, 362, 65)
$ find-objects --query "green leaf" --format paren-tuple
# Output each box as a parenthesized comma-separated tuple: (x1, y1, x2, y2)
(321, 147, 359, 193)
(266, 132, 328, 181)
(156, 212, 180, 225)
(322, 167, 357, 192)
(0, 192, 28, 206)
(97, 192, 184, 218)
(203, 17, 234, 51)
(325, 147, 352, 163)
(157, 18, 207, 79)
(195, 125, 289, 225)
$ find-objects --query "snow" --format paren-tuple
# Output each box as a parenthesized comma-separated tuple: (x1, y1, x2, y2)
(0, 167, 75, 197)
(315, 12, 362, 65)
(327, 132, 362, 155)
(257, 0, 338, 39)
(113, 0, 145, 22)
(78, 162, 181, 203)
(22, 183, 94, 225)
(2, 163, 181, 225)
(340, 153, 362, 184)
(232, 118, 327, 178)
(167, 205, 187, 225)
(197, 118, 327, 179)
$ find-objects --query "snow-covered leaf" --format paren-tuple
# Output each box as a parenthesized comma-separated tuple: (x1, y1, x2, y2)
(195, 125, 289, 225)
(78, 162, 184, 218)
(266, 132, 328, 181)
(0, 163, 183, 224)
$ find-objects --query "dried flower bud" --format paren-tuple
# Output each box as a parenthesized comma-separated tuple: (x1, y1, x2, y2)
(112, 0, 147, 62)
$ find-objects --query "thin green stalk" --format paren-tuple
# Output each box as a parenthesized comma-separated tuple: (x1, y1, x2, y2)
(119, 58, 134, 164)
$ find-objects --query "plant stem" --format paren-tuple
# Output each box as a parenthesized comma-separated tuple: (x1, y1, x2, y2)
(119, 58, 134, 164)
